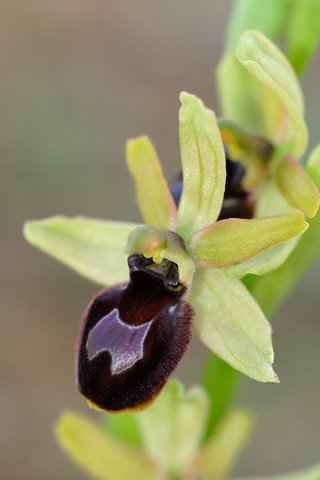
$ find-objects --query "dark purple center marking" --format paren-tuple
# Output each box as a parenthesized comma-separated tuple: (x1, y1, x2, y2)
(86, 308, 152, 375)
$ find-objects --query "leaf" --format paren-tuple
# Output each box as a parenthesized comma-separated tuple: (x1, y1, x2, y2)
(136, 379, 209, 480)
(286, 0, 320, 75)
(226, 0, 289, 50)
(177, 92, 226, 243)
(230, 464, 320, 480)
(201, 355, 241, 442)
(190, 267, 278, 383)
(23, 216, 140, 286)
(226, 237, 300, 279)
(55, 411, 162, 480)
(235, 30, 308, 158)
(126, 136, 178, 231)
(276, 156, 320, 218)
(192, 409, 254, 480)
(189, 213, 308, 268)
(249, 144, 320, 316)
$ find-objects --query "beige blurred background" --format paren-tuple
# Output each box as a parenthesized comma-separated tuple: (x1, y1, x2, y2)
(1, 1, 320, 479)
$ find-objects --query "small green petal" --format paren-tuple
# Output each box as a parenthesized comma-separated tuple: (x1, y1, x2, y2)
(190, 267, 278, 383)
(136, 379, 209, 480)
(286, 0, 320, 75)
(229, 464, 320, 480)
(23, 216, 139, 286)
(177, 92, 226, 244)
(126, 136, 178, 231)
(55, 411, 162, 480)
(275, 156, 320, 218)
(235, 30, 308, 158)
(189, 213, 308, 268)
(193, 409, 254, 480)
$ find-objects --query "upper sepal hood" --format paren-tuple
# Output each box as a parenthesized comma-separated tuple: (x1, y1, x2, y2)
(77, 254, 193, 413)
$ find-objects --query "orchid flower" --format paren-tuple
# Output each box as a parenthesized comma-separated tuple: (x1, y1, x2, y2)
(24, 88, 311, 412)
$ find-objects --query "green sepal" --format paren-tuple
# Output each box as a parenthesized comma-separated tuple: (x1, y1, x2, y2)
(135, 379, 209, 480)
(126, 225, 195, 288)
(189, 213, 308, 268)
(249, 144, 320, 316)
(177, 92, 226, 243)
(235, 30, 307, 158)
(23, 216, 140, 286)
(54, 411, 163, 480)
(192, 409, 254, 480)
(190, 266, 278, 383)
(126, 136, 178, 231)
(275, 156, 320, 218)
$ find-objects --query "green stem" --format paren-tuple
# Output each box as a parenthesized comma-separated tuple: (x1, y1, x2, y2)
(201, 354, 241, 442)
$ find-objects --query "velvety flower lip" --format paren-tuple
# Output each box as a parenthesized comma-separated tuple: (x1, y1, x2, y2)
(77, 254, 193, 413)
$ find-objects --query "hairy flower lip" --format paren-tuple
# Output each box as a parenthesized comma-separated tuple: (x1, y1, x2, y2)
(77, 253, 194, 413)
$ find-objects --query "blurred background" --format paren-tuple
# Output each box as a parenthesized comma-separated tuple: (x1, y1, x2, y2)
(1, 1, 320, 479)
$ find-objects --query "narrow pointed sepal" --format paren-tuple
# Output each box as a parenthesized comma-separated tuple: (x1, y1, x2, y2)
(189, 212, 308, 268)
(276, 156, 320, 218)
(126, 136, 178, 231)
(77, 254, 194, 413)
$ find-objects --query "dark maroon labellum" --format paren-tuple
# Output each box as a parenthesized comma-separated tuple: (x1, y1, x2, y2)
(77, 254, 193, 413)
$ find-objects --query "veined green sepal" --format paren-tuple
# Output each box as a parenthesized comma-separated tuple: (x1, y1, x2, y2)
(177, 92, 226, 243)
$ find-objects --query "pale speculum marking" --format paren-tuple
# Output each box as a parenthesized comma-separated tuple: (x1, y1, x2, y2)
(86, 308, 152, 375)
